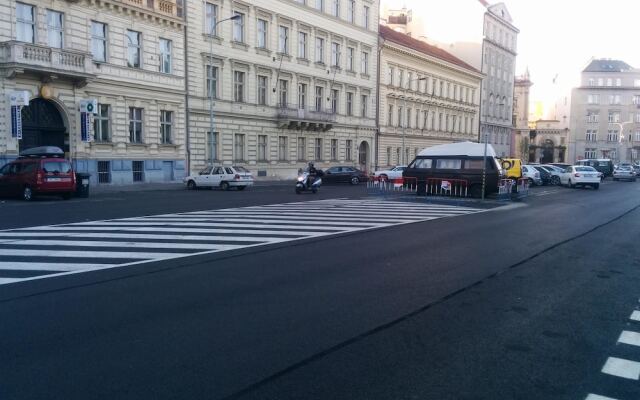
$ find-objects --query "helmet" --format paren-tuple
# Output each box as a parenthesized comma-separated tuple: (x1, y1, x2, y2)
(308, 162, 314, 167)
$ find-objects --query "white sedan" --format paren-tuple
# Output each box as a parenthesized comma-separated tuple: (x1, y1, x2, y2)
(373, 166, 407, 181)
(184, 165, 254, 191)
(559, 166, 600, 190)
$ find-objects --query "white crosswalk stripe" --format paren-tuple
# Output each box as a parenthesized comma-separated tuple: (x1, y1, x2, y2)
(0, 199, 484, 285)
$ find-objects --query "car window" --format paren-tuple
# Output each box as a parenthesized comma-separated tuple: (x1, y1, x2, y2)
(22, 162, 38, 173)
(199, 167, 212, 175)
(42, 161, 72, 174)
(465, 160, 484, 169)
(575, 166, 594, 172)
(234, 166, 249, 173)
(327, 167, 339, 173)
(344, 167, 355, 172)
(225, 167, 234, 174)
(522, 166, 528, 172)
(0, 164, 11, 175)
(213, 167, 224, 174)
(411, 158, 432, 169)
(436, 159, 462, 169)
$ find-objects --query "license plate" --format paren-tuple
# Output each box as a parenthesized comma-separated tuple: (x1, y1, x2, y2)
(82, 179, 89, 185)
(47, 178, 61, 182)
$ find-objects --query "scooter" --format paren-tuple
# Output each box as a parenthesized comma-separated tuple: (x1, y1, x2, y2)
(295, 171, 322, 194)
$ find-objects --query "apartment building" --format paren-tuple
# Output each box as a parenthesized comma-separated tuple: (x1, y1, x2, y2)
(0, 0, 187, 184)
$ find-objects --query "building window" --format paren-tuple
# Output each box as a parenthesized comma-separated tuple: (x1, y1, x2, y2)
(396, 148, 401, 164)
(126, 30, 141, 68)
(206, 65, 218, 99)
(91, 21, 107, 62)
(388, 67, 394, 85)
(46, 10, 63, 48)
(132, 161, 144, 182)
(399, 70, 404, 88)
(279, 79, 288, 107)
(386, 147, 391, 165)
(278, 136, 288, 161)
(257, 75, 268, 105)
(234, 71, 245, 102)
(298, 83, 307, 109)
(361, 51, 369, 74)
(257, 19, 268, 48)
(159, 38, 172, 73)
(616, 78, 622, 87)
(234, 134, 245, 161)
(387, 105, 393, 126)
(346, 47, 354, 71)
(588, 78, 595, 86)
(397, 107, 403, 127)
(608, 112, 620, 123)
(205, 3, 218, 35)
(315, 0, 323, 12)
(635, 131, 640, 142)
(314, 138, 322, 160)
(586, 130, 597, 142)
(608, 95, 621, 105)
(315, 37, 325, 63)
(587, 111, 599, 123)
(587, 94, 599, 105)
(258, 135, 267, 161)
(207, 131, 218, 162)
(160, 110, 172, 144)
(315, 86, 323, 111)
(361, 94, 367, 117)
(331, 42, 340, 67)
(129, 107, 143, 143)
(633, 95, 640, 105)
(332, 0, 339, 17)
(331, 139, 338, 160)
(406, 108, 412, 128)
(94, 104, 110, 142)
(346, 92, 354, 116)
(278, 26, 289, 54)
(585, 149, 597, 159)
(297, 137, 306, 161)
(298, 31, 307, 58)
(607, 130, 619, 142)
(363, 6, 370, 28)
(97, 161, 111, 184)
(232, 12, 244, 42)
(347, 0, 355, 23)
(345, 140, 352, 161)
(606, 78, 612, 86)
(16, 3, 35, 43)
(331, 89, 339, 113)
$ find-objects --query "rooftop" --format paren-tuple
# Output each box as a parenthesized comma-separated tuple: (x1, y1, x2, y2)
(584, 59, 633, 73)
(379, 25, 480, 74)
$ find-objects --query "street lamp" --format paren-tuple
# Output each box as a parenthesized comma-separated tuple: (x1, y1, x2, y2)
(481, 101, 505, 201)
(611, 120, 633, 164)
(400, 76, 426, 165)
(208, 14, 241, 165)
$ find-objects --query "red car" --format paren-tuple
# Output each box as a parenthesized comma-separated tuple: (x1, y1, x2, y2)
(0, 146, 76, 201)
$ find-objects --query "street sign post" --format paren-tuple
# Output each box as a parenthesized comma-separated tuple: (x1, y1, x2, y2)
(80, 112, 92, 142)
(79, 99, 98, 114)
(10, 105, 22, 139)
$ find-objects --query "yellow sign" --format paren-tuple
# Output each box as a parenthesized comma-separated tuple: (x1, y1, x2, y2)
(40, 85, 54, 99)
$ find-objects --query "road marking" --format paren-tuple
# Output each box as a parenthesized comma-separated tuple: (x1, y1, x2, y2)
(601, 357, 640, 380)
(585, 394, 619, 400)
(0, 199, 485, 285)
(631, 310, 640, 322)
(617, 330, 640, 347)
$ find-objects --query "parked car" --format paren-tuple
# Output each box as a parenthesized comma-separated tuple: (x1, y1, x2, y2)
(633, 164, 640, 177)
(559, 166, 600, 189)
(184, 165, 254, 190)
(0, 146, 76, 201)
(576, 159, 614, 178)
(373, 166, 407, 181)
(403, 141, 504, 198)
(322, 166, 368, 185)
(532, 165, 553, 185)
(550, 163, 572, 170)
(521, 165, 542, 186)
(613, 166, 636, 182)
(540, 165, 564, 185)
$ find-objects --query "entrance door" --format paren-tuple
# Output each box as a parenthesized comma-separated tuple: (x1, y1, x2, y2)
(358, 141, 369, 173)
(163, 161, 174, 182)
(20, 98, 67, 153)
(541, 140, 555, 164)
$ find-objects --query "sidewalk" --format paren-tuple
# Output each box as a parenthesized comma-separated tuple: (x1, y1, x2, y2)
(91, 179, 290, 194)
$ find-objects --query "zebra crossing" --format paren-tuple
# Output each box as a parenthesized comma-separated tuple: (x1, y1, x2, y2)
(0, 199, 485, 286)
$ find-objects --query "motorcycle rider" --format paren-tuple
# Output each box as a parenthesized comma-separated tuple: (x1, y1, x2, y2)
(307, 162, 317, 187)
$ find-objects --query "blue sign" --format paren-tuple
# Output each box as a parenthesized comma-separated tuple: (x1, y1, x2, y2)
(80, 112, 91, 142)
(11, 105, 22, 139)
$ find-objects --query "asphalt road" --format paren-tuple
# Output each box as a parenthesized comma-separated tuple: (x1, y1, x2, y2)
(1, 180, 640, 400)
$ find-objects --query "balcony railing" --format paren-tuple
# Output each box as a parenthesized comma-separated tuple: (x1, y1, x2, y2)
(122, 0, 177, 16)
(0, 41, 94, 83)
(277, 104, 337, 131)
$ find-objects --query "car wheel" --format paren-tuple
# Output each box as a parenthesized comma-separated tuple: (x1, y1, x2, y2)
(551, 176, 560, 185)
(469, 185, 483, 198)
(312, 187, 317, 194)
(380, 174, 388, 182)
(237, 186, 246, 191)
(528, 178, 534, 186)
(295, 187, 302, 194)
(350, 176, 360, 185)
(593, 183, 600, 190)
(23, 186, 33, 201)
(187, 180, 197, 190)
(220, 181, 230, 191)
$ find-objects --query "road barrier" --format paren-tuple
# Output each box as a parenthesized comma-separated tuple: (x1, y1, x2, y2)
(367, 176, 418, 197)
(424, 178, 469, 198)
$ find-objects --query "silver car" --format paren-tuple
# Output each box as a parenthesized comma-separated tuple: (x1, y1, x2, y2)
(613, 166, 636, 182)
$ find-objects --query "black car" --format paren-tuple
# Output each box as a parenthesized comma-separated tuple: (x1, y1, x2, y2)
(532, 166, 552, 185)
(322, 166, 368, 185)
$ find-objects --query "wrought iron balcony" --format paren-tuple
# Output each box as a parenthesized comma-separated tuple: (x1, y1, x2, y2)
(0, 41, 94, 85)
(276, 104, 337, 131)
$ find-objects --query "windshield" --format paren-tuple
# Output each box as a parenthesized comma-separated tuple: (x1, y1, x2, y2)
(233, 166, 250, 173)
(575, 166, 596, 172)
(42, 161, 72, 174)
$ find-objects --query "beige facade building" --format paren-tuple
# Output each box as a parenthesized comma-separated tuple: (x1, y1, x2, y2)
(0, 0, 187, 184)
(529, 119, 568, 163)
(376, 25, 482, 168)
(569, 59, 640, 163)
(512, 71, 532, 160)
(185, 0, 379, 178)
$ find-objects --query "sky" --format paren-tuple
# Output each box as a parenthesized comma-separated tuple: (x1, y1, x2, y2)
(381, 0, 640, 118)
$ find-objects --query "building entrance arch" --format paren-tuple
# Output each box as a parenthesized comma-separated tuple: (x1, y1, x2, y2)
(20, 98, 68, 153)
(358, 141, 369, 173)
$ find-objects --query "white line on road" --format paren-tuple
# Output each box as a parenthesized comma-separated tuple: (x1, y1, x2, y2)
(631, 310, 640, 322)
(0, 262, 113, 271)
(15, 227, 338, 236)
(585, 394, 619, 400)
(617, 330, 640, 347)
(66, 220, 381, 229)
(3, 240, 241, 251)
(0, 249, 186, 260)
(0, 232, 290, 243)
(601, 357, 640, 380)
(0, 278, 24, 284)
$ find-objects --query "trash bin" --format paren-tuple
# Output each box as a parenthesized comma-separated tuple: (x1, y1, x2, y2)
(75, 172, 91, 198)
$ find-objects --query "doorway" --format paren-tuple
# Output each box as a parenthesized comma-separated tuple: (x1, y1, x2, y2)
(20, 98, 67, 153)
(163, 161, 174, 182)
(358, 141, 369, 173)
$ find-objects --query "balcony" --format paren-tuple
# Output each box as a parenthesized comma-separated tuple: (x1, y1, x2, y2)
(0, 41, 94, 86)
(277, 105, 337, 131)
(121, 0, 178, 17)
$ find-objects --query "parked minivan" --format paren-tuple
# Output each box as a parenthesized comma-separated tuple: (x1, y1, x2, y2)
(403, 142, 504, 198)
(0, 146, 76, 201)
(576, 159, 614, 178)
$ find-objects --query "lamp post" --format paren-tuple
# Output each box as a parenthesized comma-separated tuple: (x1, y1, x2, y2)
(612, 120, 633, 164)
(208, 14, 241, 165)
(481, 101, 505, 200)
(401, 76, 426, 165)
